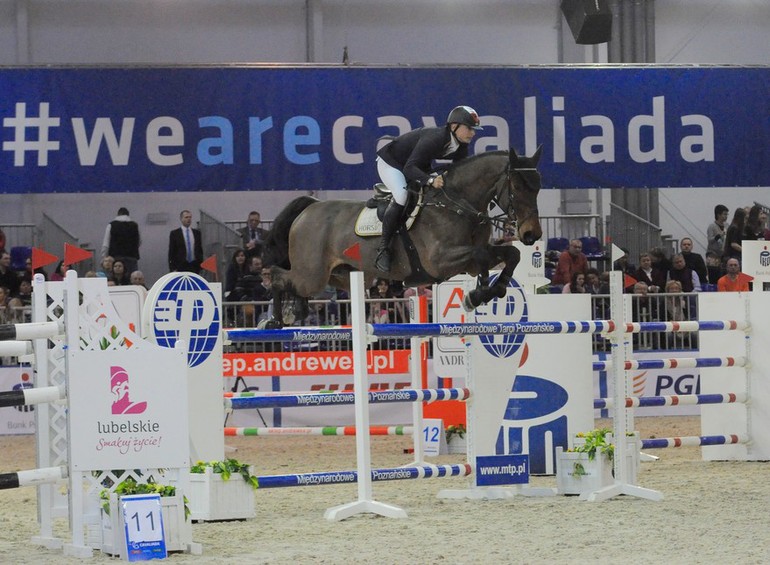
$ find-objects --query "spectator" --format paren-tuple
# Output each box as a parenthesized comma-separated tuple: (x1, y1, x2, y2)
(101, 206, 141, 274)
(680, 237, 708, 286)
(11, 279, 32, 307)
(238, 210, 267, 259)
(668, 253, 701, 292)
(744, 204, 763, 241)
(130, 270, 148, 289)
(97, 255, 115, 280)
(403, 284, 433, 299)
(252, 267, 273, 303)
(722, 207, 746, 266)
(493, 220, 517, 245)
(649, 247, 672, 274)
(634, 252, 665, 293)
(705, 251, 722, 285)
(584, 268, 601, 294)
(225, 249, 250, 301)
(717, 258, 752, 292)
(0, 227, 5, 254)
(0, 286, 13, 323)
(0, 251, 20, 296)
(552, 239, 588, 286)
(613, 247, 636, 277)
(50, 261, 69, 282)
(562, 271, 586, 294)
(664, 280, 687, 321)
(168, 210, 203, 273)
(760, 209, 770, 240)
(367, 278, 401, 323)
(111, 259, 130, 286)
(707, 204, 729, 257)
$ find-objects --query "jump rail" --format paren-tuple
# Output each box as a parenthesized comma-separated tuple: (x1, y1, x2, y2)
(0, 385, 65, 409)
(0, 321, 62, 341)
(595, 392, 747, 409)
(0, 466, 67, 490)
(224, 426, 413, 437)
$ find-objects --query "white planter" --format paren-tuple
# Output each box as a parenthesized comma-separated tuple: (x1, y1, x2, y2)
(187, 467, 256, 522)
(446, 434, 467, 454)
(101, 493, 193, 556)
(556, 447, 613, 495)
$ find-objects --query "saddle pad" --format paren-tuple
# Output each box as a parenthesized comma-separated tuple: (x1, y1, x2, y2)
(354, 193, 422, 237)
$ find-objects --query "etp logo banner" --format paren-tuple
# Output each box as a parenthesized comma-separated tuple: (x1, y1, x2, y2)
(143, 273, 225, 462)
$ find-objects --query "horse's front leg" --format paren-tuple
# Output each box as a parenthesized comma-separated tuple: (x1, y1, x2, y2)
(462, 246, 494, 311)
(462, 244, 521, 311)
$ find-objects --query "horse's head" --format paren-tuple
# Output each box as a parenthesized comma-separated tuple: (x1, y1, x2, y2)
(499, 147, 543, 246)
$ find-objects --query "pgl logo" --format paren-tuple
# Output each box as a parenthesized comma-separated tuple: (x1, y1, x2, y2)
(152, 274, 220, 367)
(110, 365, 147, 415)
(473, 274, 528, 358)
(497, 374, 569, 474)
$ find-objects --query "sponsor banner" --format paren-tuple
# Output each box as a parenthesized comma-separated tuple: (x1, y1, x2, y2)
(475, 454, 529, 486)
(594, 351, 702, 417)
(0, 366, 36, 435)
(1, 66, 769, 193)
(223, 349, 410, 377)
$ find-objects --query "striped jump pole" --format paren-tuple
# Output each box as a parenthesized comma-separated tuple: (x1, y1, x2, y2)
(224, 320, 616, 343)
(225, 387, 470, 410)
(625, 320, 747, 333)
(0, 385, 65, 409)
(592, 356, 747, 372)
(594, 392, 747, 409)
(0, 321, 62, 342)
(0, 466, 67, 490)
(224, 425, 414, 437)
(641, 434, 748, 450)
(254, 463, 472, 489)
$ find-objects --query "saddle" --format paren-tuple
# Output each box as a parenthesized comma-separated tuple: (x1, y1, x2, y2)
(354, 183, 423, 237)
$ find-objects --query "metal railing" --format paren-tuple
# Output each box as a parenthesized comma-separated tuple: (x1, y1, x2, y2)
(606, 202, 664, 264)
(0, 223, 37, 249)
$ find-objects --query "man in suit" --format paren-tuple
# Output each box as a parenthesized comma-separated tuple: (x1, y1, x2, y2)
(168, 210, 203, 273)
(237, 210, 267, 259)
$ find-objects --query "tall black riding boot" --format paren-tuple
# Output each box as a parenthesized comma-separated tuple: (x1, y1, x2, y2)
(375, 201, 405, 272)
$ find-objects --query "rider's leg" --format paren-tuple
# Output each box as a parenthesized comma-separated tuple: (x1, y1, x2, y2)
(375, 158, 408, 272)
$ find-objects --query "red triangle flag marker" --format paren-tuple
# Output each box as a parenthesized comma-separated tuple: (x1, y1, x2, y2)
(31, 248, 59, 271)
(343, 243, 361, 262)
(201, 255, 218, 275)
(63, 243, 93, 266)
(624, 274, 638, 289)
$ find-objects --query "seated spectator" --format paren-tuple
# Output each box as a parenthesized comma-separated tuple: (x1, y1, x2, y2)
(705, 251, 722, 285)
(664, 280, 687, 321)
(634, 252, 666, 293)
(562, 272, 587, 294)
(97, 255, 115, 280)
(649, 247, 672, 274)
(0, 286, 12, 323)
(50, 261, 70, 282)
(130, 271, 148, 289)
(403, 285, 433, 299)
(668, 253, 701, 292)
(552, 239, 588, 287)
(11, 279, 32, 308)
(493, 221, 517, 245)
(631, 281, 658, 349)
(0, 251, 20, 296)
(717, 258, 752, 292)
(225, 249, 250, 301)
(110, 259, 130, 286)
(367, 278, 401, 323)
(584, 268, 601, 294)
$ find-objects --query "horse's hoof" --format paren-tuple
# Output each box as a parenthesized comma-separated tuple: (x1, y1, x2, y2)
(493, 285, 507, 299)
(462, 294, 476, 312)
(258, 318, 283, 330)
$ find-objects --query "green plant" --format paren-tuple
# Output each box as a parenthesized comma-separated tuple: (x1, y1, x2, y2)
(100, 477, 189, 519)
(571, 428, 614, 462)
(190, 459, 258, 490)
(445, 424, 466, 442)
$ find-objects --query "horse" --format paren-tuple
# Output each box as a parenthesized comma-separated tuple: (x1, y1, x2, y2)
(262, 147, 543, 326)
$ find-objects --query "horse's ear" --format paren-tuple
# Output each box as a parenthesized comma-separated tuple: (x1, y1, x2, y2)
(509, 148, 521, 167)
(531, 144, 543, 165)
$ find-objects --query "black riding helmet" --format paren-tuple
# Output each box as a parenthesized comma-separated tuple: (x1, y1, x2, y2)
(446, 105, 483, 130)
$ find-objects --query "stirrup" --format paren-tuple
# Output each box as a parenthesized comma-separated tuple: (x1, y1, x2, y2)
(375, 248, 391, 272)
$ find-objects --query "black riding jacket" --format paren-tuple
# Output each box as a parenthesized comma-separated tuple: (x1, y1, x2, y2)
(377, 126, 469, 186)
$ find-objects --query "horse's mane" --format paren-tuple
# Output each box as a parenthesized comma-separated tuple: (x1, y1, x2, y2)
(441, 150, 508, 178)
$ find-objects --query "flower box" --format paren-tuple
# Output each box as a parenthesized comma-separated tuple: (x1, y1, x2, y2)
(187, 466, 257, 522)
(101, 492, 193, 556)
(446, 434, 467, 454)
(555, 447, 613, 495)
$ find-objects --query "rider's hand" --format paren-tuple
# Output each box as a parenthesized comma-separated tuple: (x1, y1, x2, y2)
(429, 175, 444, 189)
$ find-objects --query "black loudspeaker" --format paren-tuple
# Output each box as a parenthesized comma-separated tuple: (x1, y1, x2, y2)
(561, 0, 613, 45)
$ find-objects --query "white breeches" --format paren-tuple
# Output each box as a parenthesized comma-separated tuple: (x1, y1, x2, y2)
(377, 157, 408, 206)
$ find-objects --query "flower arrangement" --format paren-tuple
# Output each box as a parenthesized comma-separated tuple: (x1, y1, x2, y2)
(100, 476, 189, 519)
(445, 424, 466, 442)
(190, 458, 258, 490)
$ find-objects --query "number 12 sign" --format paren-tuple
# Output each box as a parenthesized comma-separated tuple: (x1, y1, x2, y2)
(120, 494, 167, 561)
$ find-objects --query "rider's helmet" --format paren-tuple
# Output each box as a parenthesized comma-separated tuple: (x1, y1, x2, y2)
(446, 106, 483, 130)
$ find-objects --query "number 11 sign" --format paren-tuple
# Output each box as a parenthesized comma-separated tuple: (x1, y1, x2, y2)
(120, 494, 167, 561)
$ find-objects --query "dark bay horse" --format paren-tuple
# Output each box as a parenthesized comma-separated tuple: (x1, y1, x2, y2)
(263, 148, 543, 326)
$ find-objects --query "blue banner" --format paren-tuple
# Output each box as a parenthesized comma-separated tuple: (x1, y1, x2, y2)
(1, 66, 768, 193)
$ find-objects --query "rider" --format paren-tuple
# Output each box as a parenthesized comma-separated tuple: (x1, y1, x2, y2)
(374, 105, 483, 272)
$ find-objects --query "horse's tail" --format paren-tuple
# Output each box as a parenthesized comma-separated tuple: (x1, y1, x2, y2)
(262, 195, 319, 268)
